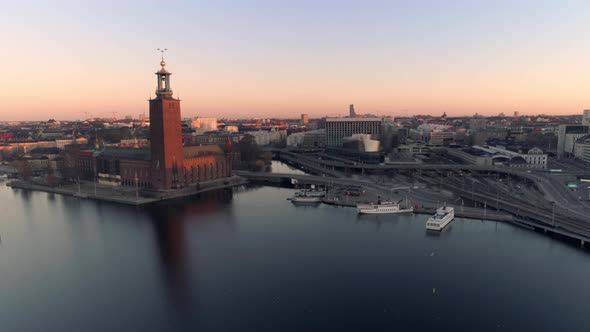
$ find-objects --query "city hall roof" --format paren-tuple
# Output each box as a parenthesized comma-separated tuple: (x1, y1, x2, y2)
(99, 147, 151, 161)
(183, 144, 223, 158)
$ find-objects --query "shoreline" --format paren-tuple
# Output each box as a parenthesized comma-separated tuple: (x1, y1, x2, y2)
(7, 176, 248, 206)
(5, 174, 590, 249)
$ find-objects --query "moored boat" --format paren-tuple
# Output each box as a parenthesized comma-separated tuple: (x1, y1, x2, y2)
(425, 206, 455, 231)
(289, 195, 321, 203)
(357, 197, 413, 214)
(294, 189, 326, 198)
(288, 189, 322, 204)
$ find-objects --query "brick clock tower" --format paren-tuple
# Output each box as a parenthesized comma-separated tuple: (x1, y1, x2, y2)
(150, 57, 184, 189)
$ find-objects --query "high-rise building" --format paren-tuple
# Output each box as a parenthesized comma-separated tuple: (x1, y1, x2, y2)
(582, 109, 590, 126)
(301, 113, 309, 124)
(557, 124, 589, 158)
(349, 104, 357, 117)
(149, 58, 184, 189)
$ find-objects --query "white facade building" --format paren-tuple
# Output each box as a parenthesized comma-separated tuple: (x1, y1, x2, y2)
(325, 118, 382, 146)
(286, 130, 326, 148)
(190, 117, 218, 132)
(250, 128, 287, 146)
(472, 145, 547, 168)
(557, 124, 589, 157)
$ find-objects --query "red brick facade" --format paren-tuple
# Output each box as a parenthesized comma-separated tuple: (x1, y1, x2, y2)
(149, 97, 184, 189)
(121, 159, 152, 188)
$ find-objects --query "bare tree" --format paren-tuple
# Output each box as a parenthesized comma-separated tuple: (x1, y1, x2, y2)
(15, 160, 32, 180)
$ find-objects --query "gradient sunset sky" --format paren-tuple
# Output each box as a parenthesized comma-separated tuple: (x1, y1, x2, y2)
(3, 0, 590, 120)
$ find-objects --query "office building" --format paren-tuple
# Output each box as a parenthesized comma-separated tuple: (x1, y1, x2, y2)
(349, 104, 357, 117)
(557, 124, 589, 158)
(325, 117, 382, 146)
(301, 113, 309, 124)
(583, 110, 590, 126)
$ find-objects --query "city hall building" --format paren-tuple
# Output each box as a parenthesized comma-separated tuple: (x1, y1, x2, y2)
(79, 59, 233, 190)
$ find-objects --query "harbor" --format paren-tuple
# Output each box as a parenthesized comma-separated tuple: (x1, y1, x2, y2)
(240, 166, 590, 247)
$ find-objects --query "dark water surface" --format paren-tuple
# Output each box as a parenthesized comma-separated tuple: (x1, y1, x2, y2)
(0, 182, 589, 331)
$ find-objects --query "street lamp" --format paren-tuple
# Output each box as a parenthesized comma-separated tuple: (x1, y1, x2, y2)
(551, 202, 556, 227)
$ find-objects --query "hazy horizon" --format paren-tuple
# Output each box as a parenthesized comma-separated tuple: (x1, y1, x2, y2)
(0, 111, 584, 123)
(4, 0, 590, 121)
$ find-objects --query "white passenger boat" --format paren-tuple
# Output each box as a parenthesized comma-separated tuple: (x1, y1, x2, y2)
(425, 206, 455, 231)
(288, 190, 322, 204)
(356, 198, 413, 214)
(294, 189, 326, 198)
(290, 195, 321, 203)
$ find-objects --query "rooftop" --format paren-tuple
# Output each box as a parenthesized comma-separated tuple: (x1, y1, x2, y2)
(99, 147, 151, 161)
(183, 144, 223, 158)
(326, 117, 383, 122)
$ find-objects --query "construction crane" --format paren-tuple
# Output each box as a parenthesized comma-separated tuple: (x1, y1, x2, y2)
(112, 111, 118, 121)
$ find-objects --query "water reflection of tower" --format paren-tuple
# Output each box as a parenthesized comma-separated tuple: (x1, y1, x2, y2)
(151, 190, 236, 273)
(149, 189, 236, 310)
(151, 203, 190, 308)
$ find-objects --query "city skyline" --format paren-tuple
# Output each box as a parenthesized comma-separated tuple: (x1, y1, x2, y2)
(4, 0, 590, 121)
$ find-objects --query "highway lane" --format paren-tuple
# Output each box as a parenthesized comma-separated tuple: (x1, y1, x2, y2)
(274, 150, 590, 233)
(421, 175, 590, 236)
(280, 150, 590, 213)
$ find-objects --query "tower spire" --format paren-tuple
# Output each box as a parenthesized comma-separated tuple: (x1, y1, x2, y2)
(157, 48, 167, 61)
(154, 48, 173, 99)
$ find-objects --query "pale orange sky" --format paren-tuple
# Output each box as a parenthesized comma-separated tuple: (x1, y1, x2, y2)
(2, 1, 590, 120)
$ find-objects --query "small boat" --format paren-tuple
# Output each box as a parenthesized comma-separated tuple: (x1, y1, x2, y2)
(357, 197, 413, 214)
(426, 206, 455, 231)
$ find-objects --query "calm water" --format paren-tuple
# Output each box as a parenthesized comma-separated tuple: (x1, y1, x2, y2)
(1, 181, 589, 331)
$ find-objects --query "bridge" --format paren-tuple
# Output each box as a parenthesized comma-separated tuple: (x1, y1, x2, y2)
(234, 171, 342, 186)
(274, 149, 557, 178)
